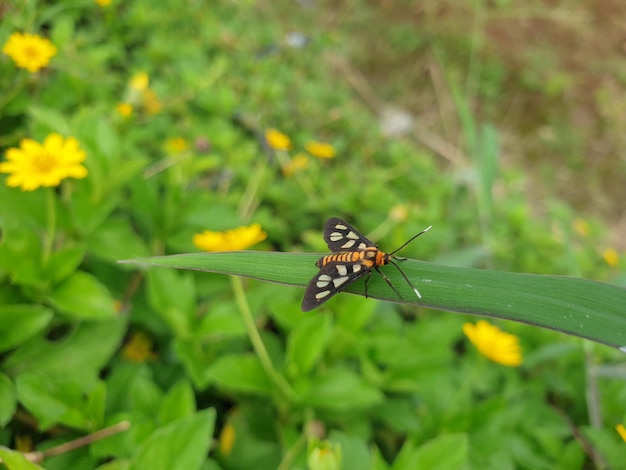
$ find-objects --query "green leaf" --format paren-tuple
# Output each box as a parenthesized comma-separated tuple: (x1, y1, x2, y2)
(0, 224, 43, 287)
(287, 314, 333, 375)
(197, 302, 246, 338)
(29, 106, 71, 135)
(129, 374, 163, 417)
(392, 433, 469, 470)
(374, 397, 421, 433)
(328, 430, 372, 470)
(0, 372, 17, 427)
(88, 218, 150, 262)
(174, 338, 213, 387)
(121, 252, 626, 349)
(298, 367, 384, 411)
(104, 362, 159, 416)
(132, 409, 215, 470)
(0, 447, 43, 470)
(158, 380, 195, 425)
(70, 192, 121, 234)
(218, 406, 282, 469)
(146, 269, 195, 336)
(4, 319, 126, 380)
(203, 354, 272, 396)
(15, 371, 105, 430)
(335, 296, 376, 332)
(0, 305, 54, 353)
(42, 245, 86, 284)
(87, 380, 107, 426)
(90, 460, 131, 470)
(48, 271, 117, 320)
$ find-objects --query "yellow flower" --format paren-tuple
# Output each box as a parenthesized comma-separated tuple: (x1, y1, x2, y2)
(602, 248, 619, 268)
(305, 141, 336, 159)
(463, 320, 523, 367)
(122, 331, 157, 363)
(616, 423, 626, 442)
(219, 423, 236, 456)
(15, 434, 33, 452)
(116, 102, 133, 117)
(95, 0, 112, 6)
(193, 223, 267, 251)
(142, 88, 162, 114)
(389, 204, 408, 222)
(572, 218, 590, 237)
(130, 72, 149, 91)
(164, 136, 189, 154)
(2, 32, 57, 73)
(282, 153, 309, 176)
(1, 134, 88, 191)
(113, 300, 125, 313)
(265, 129, 291, 151)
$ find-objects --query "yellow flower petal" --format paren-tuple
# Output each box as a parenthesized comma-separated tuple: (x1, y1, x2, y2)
(164, 137, 189, 154)
(116, 102, 133, 117)
(142, 88, 162, 114)
(573, 218, 590, 237)
(265, 129, 291, 151)
(122, 331, 156, 363)
(130, 72, 149, 91)
(389, 204, 408, 222)
(282, 153, 309, 176)
(193, 223, 267, 252)
(616, 423, 626, 443)
(463, 320, 523, 367)
(15, 435, 33, 453)
(602, 248, 619, 268)
(219, 423, 236, 456)
(305, 141, 336, 159)
(1, 133, 88, 191)
(2, 32, 57, 72)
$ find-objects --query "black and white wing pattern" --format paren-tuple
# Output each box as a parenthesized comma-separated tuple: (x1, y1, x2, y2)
(302, 217, 431, 311)
(301, 218, 376, 311)
(322, 217, 375, 252)
(301, 257, 369, 311)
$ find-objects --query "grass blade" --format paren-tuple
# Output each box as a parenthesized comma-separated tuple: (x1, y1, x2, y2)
(121, 252, 626, 349)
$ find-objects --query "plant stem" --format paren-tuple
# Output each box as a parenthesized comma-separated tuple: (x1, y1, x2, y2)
(230, 275, 295, 402)
(0, 421, 131, 464)
(42, 188, 56, 265)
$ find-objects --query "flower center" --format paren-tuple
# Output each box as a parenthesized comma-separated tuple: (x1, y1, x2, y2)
(24, 45, 41, 60)
(33, 151, 58, 173)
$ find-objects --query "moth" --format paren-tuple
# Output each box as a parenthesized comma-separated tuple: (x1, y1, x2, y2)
(302, 217, 431, 311)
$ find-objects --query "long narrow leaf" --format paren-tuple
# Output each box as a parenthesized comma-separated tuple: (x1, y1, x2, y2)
(121, 252, 626, 350)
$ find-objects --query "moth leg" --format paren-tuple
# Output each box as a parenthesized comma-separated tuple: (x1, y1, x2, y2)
(374, 266, 404, 301)
(364, 271, 372, 298)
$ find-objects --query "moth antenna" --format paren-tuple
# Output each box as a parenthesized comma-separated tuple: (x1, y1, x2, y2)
(388, 225, 432, 256)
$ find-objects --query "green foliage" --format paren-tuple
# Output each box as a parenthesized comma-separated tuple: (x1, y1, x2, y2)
(0, 1, 625, 469)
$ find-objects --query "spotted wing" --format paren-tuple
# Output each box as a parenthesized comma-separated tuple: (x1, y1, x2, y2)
(323, 217, 375, 253)
(301, 258, 370, 311)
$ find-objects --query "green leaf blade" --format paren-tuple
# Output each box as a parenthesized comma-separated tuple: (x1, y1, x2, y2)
(132, 409, 215, 470)
(0, 305, 54, 353)
(121, 252, 626, 349)
(203, 354, 272, 396)
(48, 271, 117, 320)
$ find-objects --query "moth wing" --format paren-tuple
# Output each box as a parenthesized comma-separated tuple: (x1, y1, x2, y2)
(322, 217, 374, 252)
(301, 260, 369, 311)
